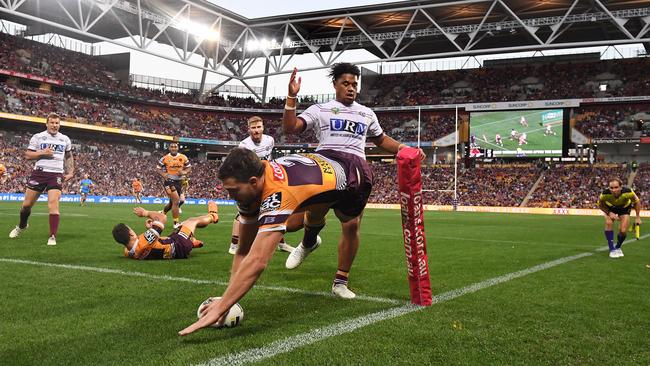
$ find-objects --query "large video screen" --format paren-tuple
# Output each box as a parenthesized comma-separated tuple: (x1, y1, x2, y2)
(469, 109, 564, 157)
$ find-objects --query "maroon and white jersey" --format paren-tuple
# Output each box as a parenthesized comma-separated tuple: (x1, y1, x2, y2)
(298, 100, 383, 159)
(27, 130, 72, 173)
(239, 134, 274, 160)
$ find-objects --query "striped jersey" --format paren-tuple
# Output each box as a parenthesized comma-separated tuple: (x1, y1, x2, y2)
(298, 100, 384, 159)
(598, 187, 638, 209)
(158, 153, 190, 180)
(237, 153, 347, 233)
(27, 130, 72, 173)
(239, 134, 275, 160)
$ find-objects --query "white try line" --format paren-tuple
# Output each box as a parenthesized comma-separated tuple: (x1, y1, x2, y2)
(0, 212, 90, 217)
(199, 234, 649, 366)
(0, 258, 400, 304)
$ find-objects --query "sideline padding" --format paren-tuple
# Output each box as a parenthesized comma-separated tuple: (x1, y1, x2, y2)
(397, 147, 432, 306)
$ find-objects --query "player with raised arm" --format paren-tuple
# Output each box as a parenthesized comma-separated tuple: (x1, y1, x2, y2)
(157, 142, 191, 228)
(228, 116, 294, 255)
(9, 113, 74, 246)
(281, 63, 425, 298)
(132, 178, 143, 203)
(78, 174, 94, 206)
(597, 178, 642, 258)
(112, 202, 218, 260)
(178, 148, 373, 335)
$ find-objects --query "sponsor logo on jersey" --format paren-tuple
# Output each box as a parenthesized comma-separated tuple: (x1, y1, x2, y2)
(269, 162, 285, 181)
(39, 143, 66, 153)
(330, 118, 367, 136)
(260, 192, 282, 213)
(144, 229, 158, 243)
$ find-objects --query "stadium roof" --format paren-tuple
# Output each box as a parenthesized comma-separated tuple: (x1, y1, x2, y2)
(1, 0, 650, 84)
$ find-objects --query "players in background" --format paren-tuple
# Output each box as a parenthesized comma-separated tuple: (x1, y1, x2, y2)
(495, 133, 503, 146)
(179, 177, 190, 214)
(79, 174, 94, 206)
(132, 178, 143, 203)
(0, 161, 8, 184)
(544, 124, 556, 136)
(9, 113, 74, 246)
(178, 148, 374, 335)
(230, 115, 294, 254)
(520, 115, 528, 127)
(157, 142, 191, 228)
(518, 132, 528, 146)
(510, 129, 518, 140)
(112, 202, 218, 260)
(597, 178, 642, 258)
(282, 63, 425, 298)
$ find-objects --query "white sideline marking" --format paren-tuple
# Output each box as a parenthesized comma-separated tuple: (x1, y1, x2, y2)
(199, 234, 649, 366)
(0, 258, 400, 304)
(0, 212, 89, 217)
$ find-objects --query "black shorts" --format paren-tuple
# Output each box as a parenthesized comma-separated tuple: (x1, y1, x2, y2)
(610, 206, 632, 216)
(317, 149, 373, 219)
(26, 170, 63, 193)
(163, 179, 183, 195)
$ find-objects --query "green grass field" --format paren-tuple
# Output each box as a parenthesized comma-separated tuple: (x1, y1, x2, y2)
(470, 109, 563, 157)
(1, 202, 649, 365)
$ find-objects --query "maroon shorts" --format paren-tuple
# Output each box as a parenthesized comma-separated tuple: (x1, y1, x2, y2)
(26, 170, 63, 193)
(317, 149, 373, 219)
(160, 226, 194, 259)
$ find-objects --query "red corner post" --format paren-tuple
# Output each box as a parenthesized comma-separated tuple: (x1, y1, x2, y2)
(397, 147, 432, 306)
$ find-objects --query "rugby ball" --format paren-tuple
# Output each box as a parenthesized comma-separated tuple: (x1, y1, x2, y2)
(197, 297, 244, 328)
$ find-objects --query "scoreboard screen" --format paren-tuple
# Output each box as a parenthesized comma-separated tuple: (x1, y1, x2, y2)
(469, 109, 564, 157)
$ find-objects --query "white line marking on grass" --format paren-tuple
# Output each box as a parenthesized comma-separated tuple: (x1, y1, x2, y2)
(199, 235, 648, 366)
(0, 258, 400, 304)
(0, 212, 89, 217)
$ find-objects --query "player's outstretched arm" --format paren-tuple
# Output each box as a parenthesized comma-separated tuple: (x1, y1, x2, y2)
(634, 195, 642, 224)
(178, 230, 282, 336)
(369, 134, 426, 161)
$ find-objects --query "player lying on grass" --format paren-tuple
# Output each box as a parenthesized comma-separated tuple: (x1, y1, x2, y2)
(111, 202, 219, 260)
(178, 147, 370, 335)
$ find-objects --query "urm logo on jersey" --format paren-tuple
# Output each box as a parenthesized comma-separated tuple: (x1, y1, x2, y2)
(39, 143, 66, 152)
(330, 118, 367, 136)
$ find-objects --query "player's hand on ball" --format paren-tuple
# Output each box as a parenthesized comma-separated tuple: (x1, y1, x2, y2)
(133, 207, 148, 217)
(179, 299, 224, 336)
(288, 67, 301, 97)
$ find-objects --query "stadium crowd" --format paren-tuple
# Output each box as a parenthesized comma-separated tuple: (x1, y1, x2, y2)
(527, 164, 629, 208)
(0, 80, 460, 142)
(365, 58, 650, 106)
(3, 127, 637, 210)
